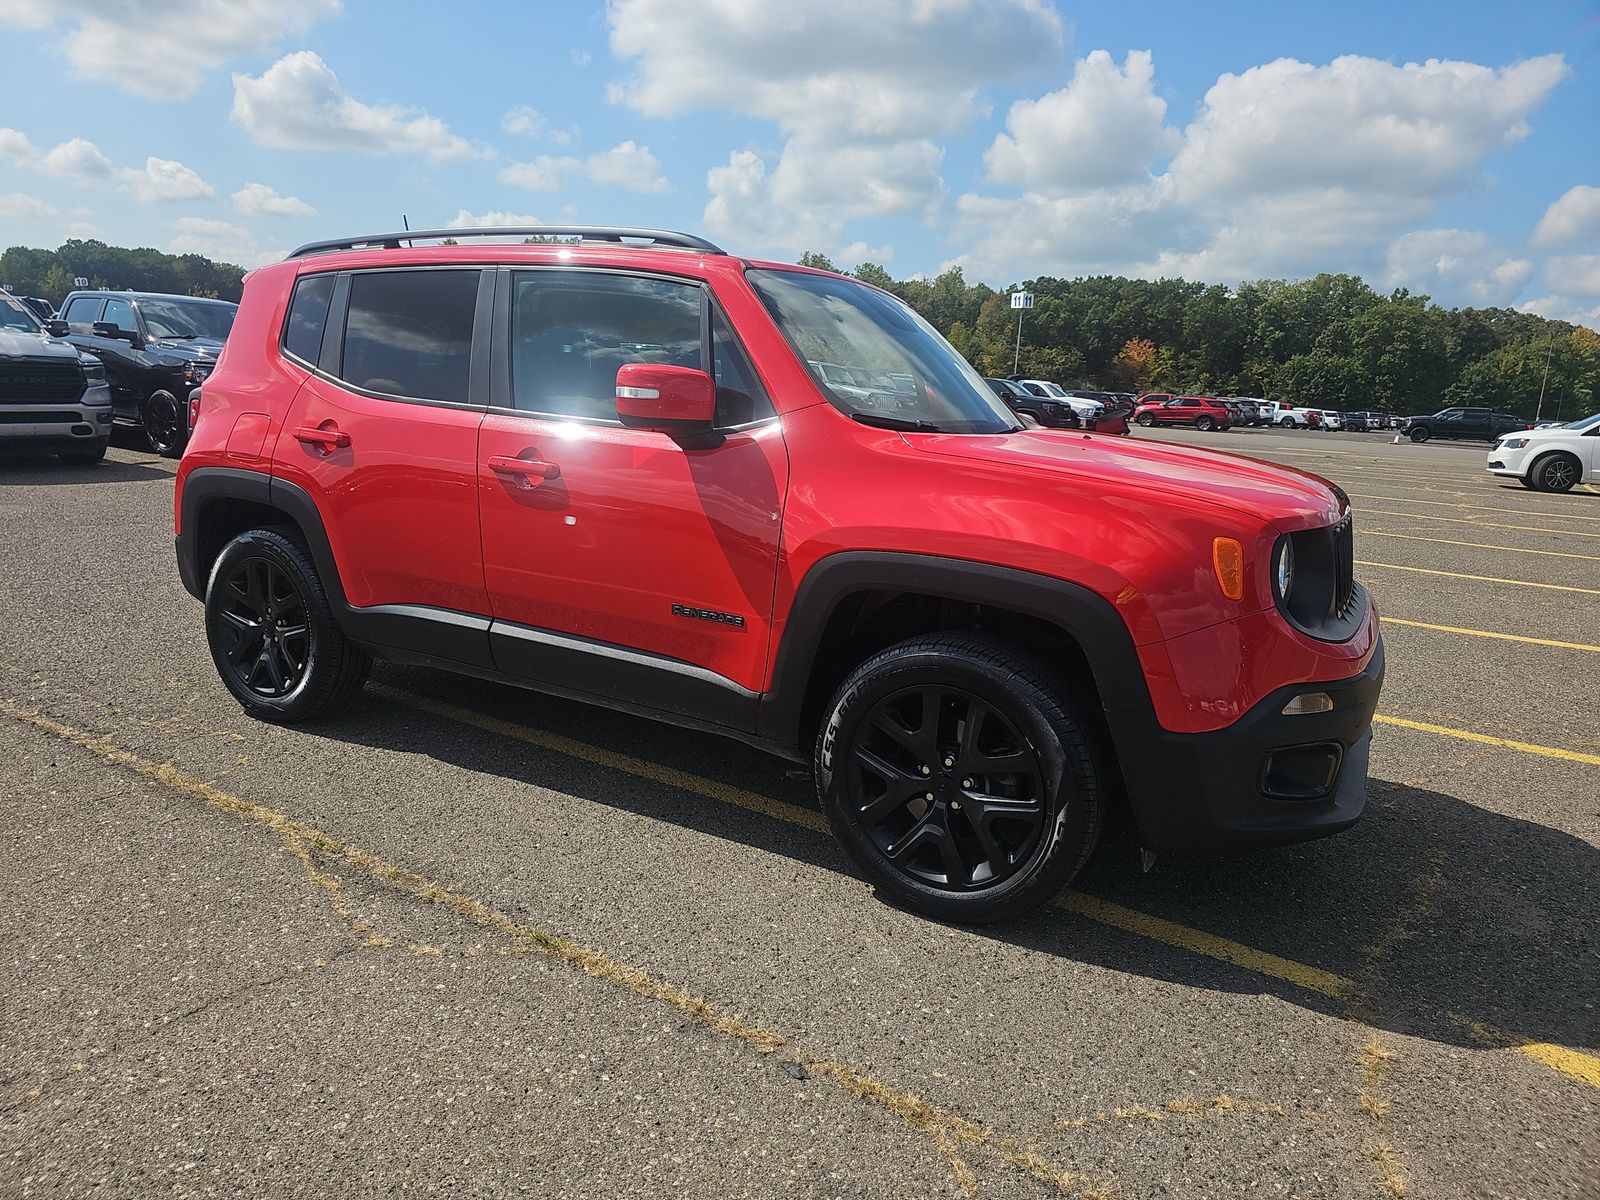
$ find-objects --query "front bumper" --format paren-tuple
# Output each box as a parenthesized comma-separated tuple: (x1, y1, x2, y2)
(1115, 636, 1385, 852)
(1487, 443, 1534, 477)
(0, 390, 113, 454)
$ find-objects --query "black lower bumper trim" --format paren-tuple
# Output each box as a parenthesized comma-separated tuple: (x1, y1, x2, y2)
(1115, 636, 1385, 852)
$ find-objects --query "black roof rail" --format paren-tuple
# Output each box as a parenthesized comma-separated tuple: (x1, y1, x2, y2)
(286, 226, 727, 259)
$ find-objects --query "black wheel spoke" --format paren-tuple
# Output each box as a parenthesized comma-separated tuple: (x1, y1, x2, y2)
(852, 746, 926, 822)
(214, 553, 313, 700)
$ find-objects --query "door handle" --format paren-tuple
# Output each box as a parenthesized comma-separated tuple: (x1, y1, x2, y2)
(293, 424, 350, 452)
(488, 455, 560, 487)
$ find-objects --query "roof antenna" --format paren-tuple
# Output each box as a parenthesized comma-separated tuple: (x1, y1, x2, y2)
(401, 213, 411, 248)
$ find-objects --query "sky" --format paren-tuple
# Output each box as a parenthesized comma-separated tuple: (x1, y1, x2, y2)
(0, 0, 1597, 324)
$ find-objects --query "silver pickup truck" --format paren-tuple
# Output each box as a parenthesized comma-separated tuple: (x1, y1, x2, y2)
(0, 293, 112, 464)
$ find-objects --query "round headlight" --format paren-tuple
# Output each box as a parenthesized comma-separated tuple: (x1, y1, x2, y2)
(1273, 537, 1295, 601)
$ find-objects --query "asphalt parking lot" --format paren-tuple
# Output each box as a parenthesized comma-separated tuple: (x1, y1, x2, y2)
(2, 424, 1596, 1199)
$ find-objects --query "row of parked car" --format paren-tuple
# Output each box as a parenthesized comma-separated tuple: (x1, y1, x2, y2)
(0, 287, 236, 463)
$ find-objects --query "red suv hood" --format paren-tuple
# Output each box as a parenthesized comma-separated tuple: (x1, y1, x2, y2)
(910, 429, 1344, 528)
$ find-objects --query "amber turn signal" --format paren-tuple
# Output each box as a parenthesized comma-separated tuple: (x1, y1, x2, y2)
(1212, 537, 1245, 600)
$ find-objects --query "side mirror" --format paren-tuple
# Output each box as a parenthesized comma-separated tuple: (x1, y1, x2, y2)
(45, 319, 69, 337)
(616, 363, 719, 445)
(93, 321, 141, 348)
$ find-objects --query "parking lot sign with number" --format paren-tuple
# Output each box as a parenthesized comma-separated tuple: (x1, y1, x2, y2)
(1011, 292, 1034, 309)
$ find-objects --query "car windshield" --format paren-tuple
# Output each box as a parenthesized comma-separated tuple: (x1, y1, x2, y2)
(1563, 412, 1600, 432)
(138, 298, 237, 341)
(0, 296, 41, 332)
(749, 269, 1019, 434)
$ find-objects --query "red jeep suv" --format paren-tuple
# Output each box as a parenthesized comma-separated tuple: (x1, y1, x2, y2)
(175, 226, 1383, 922)
(1133, 394, 1234, 431)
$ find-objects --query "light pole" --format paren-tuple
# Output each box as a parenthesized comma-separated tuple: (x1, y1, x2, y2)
(1534, 329, 1555, 422)
(1011, 290, 1033, 375)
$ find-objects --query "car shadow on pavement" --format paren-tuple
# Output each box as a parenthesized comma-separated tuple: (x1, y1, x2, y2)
(0, 456, 173, 485)
(321, 663, 1597, 1061)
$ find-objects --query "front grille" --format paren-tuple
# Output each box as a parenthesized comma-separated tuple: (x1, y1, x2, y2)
(1333, 515, 1355, 618)
(0, 359, 84, 403)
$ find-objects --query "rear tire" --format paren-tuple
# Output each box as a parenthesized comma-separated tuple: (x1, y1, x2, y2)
(1279, 417, 1295, 428)
(1530, 453, 1580, 493)
(1195, 415, 1215, 431)
(143, 390, 187, 458)
(205, 529, 371, 723)
(815, 634, 1102, 924)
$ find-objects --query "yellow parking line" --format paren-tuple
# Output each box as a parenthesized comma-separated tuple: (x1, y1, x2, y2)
(372, 684, 1600, 1089)
(1356, 560, 1600, 594)
(1373, 715, 1600, 766)
(1055, 893, 1351, 998)
(1356, 509, 1600, 540)
(1347, 492, 1600, 524)
(1363, 529, 1600, 561)
(1584, 483, 1600, 496)
(1380, 618, 1600, 653)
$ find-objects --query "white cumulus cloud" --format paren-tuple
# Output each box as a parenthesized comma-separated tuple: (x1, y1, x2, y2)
(1, 127, 212, 201)
(608, 0, 1062, 258)
(169, 217, 281, 268)
(444, 208, 545, 229)
(232, 52, 491, 161)
(0, 192, 56, 220)
(1383, 229, 1532, 306)
(1532, 184, 1600, 250)
(233, 182, 314, 218)
(1543, 254, 1600, 298)
(985, 50, 1179, 192)
(3, 0, 339, 100)
(500, 140, 669, 194)
(122, 157, 215, 203)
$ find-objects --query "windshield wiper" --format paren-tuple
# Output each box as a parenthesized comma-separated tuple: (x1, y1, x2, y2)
(850, 412, 944, 432)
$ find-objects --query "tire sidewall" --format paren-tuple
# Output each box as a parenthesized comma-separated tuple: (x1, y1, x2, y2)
(205, 531, 327, 719)
(1533, 453, 1578, 493)
(817, 643, 1098, 922)
(144, 390, 186, 458)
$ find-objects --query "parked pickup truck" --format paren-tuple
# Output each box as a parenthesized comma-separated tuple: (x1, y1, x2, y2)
(1258, 401, 1323, 429)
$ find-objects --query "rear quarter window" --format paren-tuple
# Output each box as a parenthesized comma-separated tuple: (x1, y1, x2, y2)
(283, 274, 336, 366)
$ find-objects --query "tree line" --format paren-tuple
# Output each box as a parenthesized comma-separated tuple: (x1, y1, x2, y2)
(4, 239, 1592, 420)
(0, 240, 247, 307)
(805, 253, 1599, 421)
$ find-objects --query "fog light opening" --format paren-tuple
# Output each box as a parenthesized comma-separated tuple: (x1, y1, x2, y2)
(1282, 691, 1334, 716)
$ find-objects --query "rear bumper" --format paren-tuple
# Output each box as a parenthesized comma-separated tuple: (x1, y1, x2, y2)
(1116, 636, 1384, 852)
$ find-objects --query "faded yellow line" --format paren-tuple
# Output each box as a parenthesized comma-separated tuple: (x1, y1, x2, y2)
(1380, 617, 1600, 653)
(0, 695, 1112, 1198)
(1373, 715, 1600, 766)
(1520, 1043, 1600, 1088)
(1363, 529, 1600, 561)
(1055, 893, 1351, 999)
(377, 684, 1600, 1090)
(1356, 560, 1600, 595)
(1357, 508, 1600, 540)
(1347, 491, 1600, 524)
(371, 683, 832, 835)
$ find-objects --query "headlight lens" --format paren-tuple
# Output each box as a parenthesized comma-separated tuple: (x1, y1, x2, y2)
(1500, 437, 1527, 449)
(1273, 536, 1295, 601)
(79, 359, 105, 381)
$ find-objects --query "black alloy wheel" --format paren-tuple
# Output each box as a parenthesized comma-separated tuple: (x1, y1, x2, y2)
(204, 529, 371, 722)
(143, 390, 185, 458)
(214, 556, 311, 700)
(845, 684, 1046, 892)
(1409, 426, 1431, 443)
(816, 635, 1101, 923)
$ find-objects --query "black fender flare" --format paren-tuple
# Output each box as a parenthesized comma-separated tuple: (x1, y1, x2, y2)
(756, 551, 1159, 754)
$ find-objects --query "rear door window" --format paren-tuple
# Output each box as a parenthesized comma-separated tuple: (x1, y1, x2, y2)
(339, 270, 480, 402)
(63, 296, 103, 330)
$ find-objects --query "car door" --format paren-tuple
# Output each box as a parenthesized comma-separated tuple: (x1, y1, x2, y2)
(1165, 398, 1196, 425)
(269, 267, 494, 661)
(93, 297, 149, 419)
(477, 267, 789, 722)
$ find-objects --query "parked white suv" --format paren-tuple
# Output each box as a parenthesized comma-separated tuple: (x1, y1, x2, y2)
(1016, 379, 1104, 420)
(1488, 412, 1599, 492)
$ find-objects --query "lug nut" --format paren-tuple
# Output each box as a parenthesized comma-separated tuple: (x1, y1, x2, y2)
(924, 792, 935, 802)
(962, 778, 972, 788)
(951, 800, 962, 811)
(943, 756, 954, 768)
(920, 764, 930, 776)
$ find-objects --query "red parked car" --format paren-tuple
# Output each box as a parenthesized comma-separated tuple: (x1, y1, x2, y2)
(175, 226, 1382, 923)
(1133, 394, 1234, 431)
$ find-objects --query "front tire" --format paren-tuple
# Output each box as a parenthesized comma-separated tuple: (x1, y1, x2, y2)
(815, 635, 1102, 924)
(1531, 453, 1580, 493)
(205, 529, 371, 722)
(1136, 412, 1155, 427)
(1409, 427, 1431, 443)
(143, 390, 187, 458)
